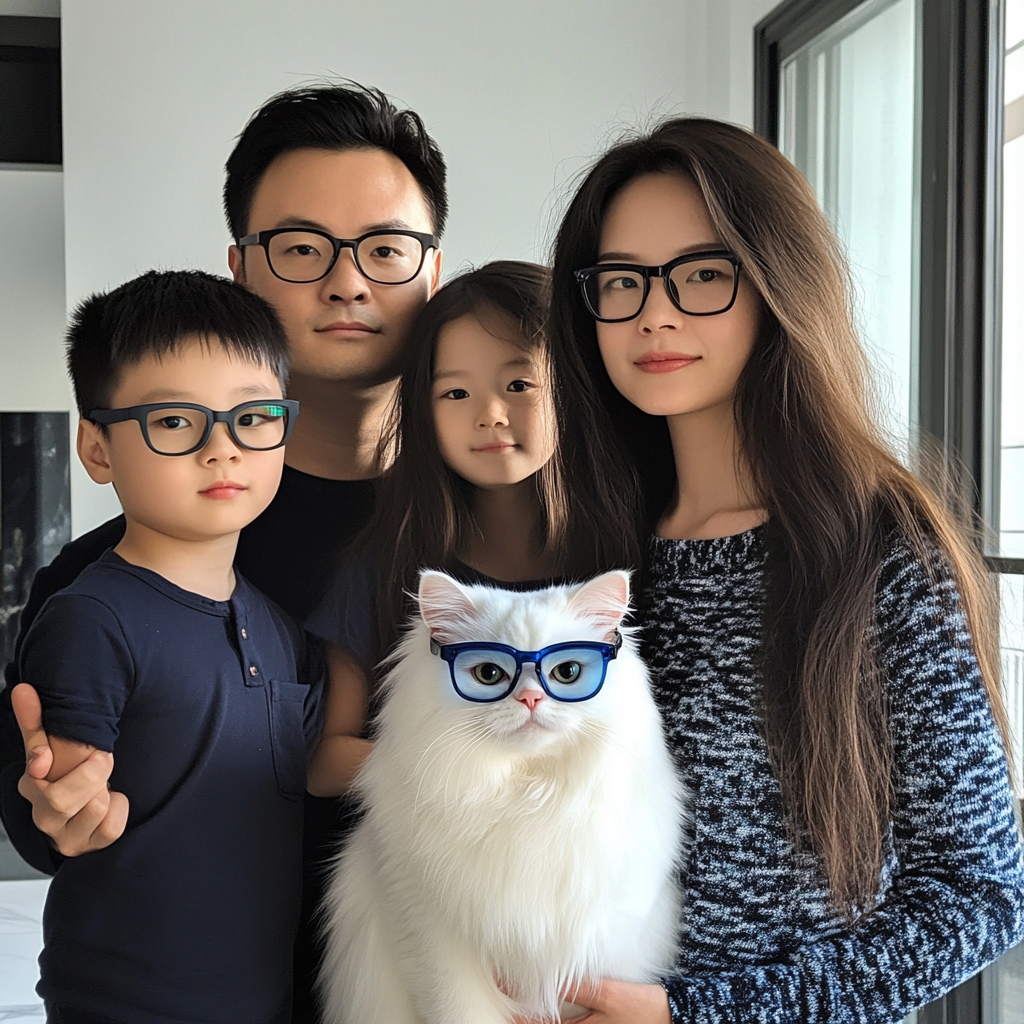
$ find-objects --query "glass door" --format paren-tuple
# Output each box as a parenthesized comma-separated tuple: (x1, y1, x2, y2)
(758, 0, 1024, 1020)
(984, 0, 1024, 1015)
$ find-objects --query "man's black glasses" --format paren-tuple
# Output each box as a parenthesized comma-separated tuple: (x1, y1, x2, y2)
(429, 633, 622, 704)
(88, 400, 299, 456)
(238, 228, 439, 285)
(574, 250, 742, 322)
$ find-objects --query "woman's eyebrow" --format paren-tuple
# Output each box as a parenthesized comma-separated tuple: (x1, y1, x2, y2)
(597, 240, 724, 262)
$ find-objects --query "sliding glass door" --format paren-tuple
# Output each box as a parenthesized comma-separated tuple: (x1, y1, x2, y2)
(984, 1, 1024, 1018)
(757, 0, 1024, 1020)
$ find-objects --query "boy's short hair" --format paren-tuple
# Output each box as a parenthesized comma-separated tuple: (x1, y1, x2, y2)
(67, 269, 290, 418)
(223, 82, 448, 242)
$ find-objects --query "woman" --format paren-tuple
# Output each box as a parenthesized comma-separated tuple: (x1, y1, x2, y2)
(541, 117, 1024, 1023)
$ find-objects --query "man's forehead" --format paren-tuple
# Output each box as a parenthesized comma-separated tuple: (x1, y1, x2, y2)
(246, 147, 434, 235)
(265, 215, 423, 235)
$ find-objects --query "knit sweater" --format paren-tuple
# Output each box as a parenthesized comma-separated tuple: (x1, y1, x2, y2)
(637, 527, 1024, 1023)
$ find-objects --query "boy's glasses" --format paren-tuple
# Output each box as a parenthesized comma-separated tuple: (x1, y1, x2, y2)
(238, 228, 439, 285)
(574, 250, 742, 322)
(87, 400, 299, 456)
(429, 633, 622, 703)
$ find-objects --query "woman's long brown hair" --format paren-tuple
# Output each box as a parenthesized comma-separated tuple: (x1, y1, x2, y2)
(354, 260, 641, 663)
(548, 118, 1010, 919)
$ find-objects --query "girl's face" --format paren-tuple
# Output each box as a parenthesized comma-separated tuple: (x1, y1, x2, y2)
(432, 308, 555, 491)
(594, 173, 761, 419)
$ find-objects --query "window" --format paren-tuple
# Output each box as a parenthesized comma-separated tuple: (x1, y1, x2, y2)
(756, 0, 1023, 1020)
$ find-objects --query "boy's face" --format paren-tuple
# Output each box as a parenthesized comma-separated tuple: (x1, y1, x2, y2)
(228, 147, 442, 389)
(78, 338, 287, 543)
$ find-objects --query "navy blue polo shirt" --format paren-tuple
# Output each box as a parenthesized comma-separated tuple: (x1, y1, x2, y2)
(19, 550, 324, 1024)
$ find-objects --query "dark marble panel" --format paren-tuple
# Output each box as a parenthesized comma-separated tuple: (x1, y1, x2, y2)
(1, 412, 70, 667)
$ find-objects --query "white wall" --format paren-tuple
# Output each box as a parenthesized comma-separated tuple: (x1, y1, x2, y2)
(58, 0, 777, 536)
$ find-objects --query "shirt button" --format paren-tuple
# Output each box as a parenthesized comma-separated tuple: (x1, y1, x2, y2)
(241, 628, 248, 639)
(249, 664, 258, 677)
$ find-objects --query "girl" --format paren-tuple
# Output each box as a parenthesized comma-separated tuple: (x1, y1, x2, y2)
(305, 260, 636, 796)
(536, 119, 1024, 1023)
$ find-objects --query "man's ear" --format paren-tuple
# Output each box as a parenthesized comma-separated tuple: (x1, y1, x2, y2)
(228, 244, 245, 285)
(77, 419, 114, 485)
(426, 246, 443, 298)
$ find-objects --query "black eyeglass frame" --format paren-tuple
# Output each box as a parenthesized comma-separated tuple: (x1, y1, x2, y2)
(429, 632, 623, 704)
(238, 228, 440, 285)
(87, 400, 300, 456)
(574, 249, 743, 323)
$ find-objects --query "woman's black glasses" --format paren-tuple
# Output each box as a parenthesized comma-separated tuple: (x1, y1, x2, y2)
(87, 400, 299, 456)
(574, 250, 742, 323)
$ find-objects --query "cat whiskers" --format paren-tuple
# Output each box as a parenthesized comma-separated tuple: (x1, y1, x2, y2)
(437, 721, 501, 811)
(572, 719, 649, 778)
(411, 719, 493, 815)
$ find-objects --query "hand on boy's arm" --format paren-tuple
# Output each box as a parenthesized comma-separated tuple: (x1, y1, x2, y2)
(13, 683, 128, 856)
(306, 645, 373, 797)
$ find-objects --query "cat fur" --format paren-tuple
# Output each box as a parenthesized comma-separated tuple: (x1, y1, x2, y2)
(319, 570, 686, 1024)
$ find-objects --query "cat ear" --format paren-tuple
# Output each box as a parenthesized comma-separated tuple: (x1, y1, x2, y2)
(567, 571, 631, 639)
(418, 571, 477, 643)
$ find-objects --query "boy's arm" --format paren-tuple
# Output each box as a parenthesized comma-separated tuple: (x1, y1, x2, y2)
(11, 684, 128, 858)
(16, 590, 133, 858)
(0, 514, 127, 870)
(306, 643, 373, 797)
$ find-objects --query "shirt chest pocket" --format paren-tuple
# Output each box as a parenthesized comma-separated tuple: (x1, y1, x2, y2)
(267, 678, 310, 799)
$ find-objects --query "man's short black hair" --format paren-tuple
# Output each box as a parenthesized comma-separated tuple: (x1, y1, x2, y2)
(223, 82, 448, 242)
(68, 269, 290, 418)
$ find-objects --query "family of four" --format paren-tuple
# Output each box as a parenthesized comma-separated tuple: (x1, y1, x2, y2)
(0, 81, 1021, 1024)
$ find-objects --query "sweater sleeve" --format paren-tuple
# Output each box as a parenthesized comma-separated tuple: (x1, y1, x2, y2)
(661, 541, 1024, 1023)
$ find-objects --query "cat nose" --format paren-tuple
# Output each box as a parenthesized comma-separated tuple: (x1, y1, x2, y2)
(515, 688, 544, 711)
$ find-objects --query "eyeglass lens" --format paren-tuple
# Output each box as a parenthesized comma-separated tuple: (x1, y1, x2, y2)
(144, 404, 289, 454)
(265, 231, 426, 284)
(583, 257, 737, 320)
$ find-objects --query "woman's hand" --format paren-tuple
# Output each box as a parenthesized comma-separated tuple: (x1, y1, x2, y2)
(510, 979, 671, 1024)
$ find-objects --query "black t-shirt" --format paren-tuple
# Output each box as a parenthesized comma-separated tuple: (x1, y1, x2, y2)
(0, 464, 376, 872)
(21, 552, 323, 1023)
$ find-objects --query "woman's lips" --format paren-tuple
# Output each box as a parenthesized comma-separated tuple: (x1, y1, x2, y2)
(473, 442, 518, 453)
(634, 352, 700, 374)
(200, 482, 246, 499)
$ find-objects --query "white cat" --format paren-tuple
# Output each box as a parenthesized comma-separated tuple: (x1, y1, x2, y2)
(319, 570, 686, 1024)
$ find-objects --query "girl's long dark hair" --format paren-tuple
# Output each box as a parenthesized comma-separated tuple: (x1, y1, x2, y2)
(358, 260, 640, 661)
(549, 118, 1009, 919)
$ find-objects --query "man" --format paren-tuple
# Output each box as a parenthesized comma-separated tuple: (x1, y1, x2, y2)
(0, 81, 446, 1020)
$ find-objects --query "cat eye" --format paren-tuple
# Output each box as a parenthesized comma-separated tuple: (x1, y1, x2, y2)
(549, 661, 581, 684)
(472, 663, 509, 686)
(429, 634, 622, 703)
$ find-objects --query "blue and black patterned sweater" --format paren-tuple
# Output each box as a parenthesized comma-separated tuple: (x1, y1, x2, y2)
(637, 527, 1024, 1023)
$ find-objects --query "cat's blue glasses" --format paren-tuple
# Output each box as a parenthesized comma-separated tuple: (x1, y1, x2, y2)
(429, 633, 622, 703)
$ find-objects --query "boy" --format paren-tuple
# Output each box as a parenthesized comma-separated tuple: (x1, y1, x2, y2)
(18, 269, 323, 1024)
(4, 82, 446, 1022)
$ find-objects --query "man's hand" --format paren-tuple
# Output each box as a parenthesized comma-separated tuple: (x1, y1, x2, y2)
(511, 980, 671, 1024)
(12, 683, 128, 856)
